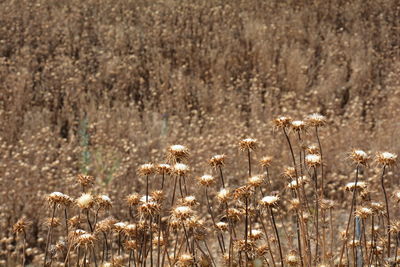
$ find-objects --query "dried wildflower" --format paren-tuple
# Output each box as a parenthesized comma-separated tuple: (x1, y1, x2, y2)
(45, 217, 61, 228)
(376, 152, 397, 166)
(124, 240, 138, 250)
(291, 120, 306, 132)
(151, 190, 164, 203)
(389, 221, 400, 234)
(76, 174, 95, 187)
(197, 174, 216, 187)
(249, 229, 263, 240)
(152, 236, 166, 247)
(393, 191, 400, 202)
(233, 185, 252, 199)
(96, 195, 112, 209)
(173, 163, 190, 176)
(273, 116, 292, 128)
(168, 145, 189, 162)
(76, 193, 95, 209)
(138, 163, 155, 176)
(113, 222, 127, 232)
(306, 113, 326, 127)
(227, 208, 243, 223)
(111, 256, 124, 267)
(320, 199, 335, 210)
(216, 222, 228, 232)
(217, 188, 231, 203)
(13, 217, 30, 234)
(350, 149, 370, 166)
(76, 233, 96, 247)
(283, 167, 296, 178)
(181, 195, 198, 207)
(234, 239, 256, 252)
(47, 192, 73, 206)
(306, 144, 320, 154)
(248, 175, 263, 187)
(345, 181, 367, 191)
(370, 202, 385, 214)
(138, 200, 160, 216)
(286, 251, 300, 266)
(259, 156, 273, 167)
(259, 195, 279, 207)
(95, 217, 116, 233)
(305, 154, 322, 167)
(173, 206, 194, 220)
(209, 154, 226, 167)
(289, 198, 301, 210)
(126, 193, 140, 206)
(177, 253, 194, 266)
(68, 216, 81, 228)
(256, 245, 269, 256)
(239, 138, 258, 151)
(123, 224, 137, 237)
(157, 163, 172, 174)
(355, 207, 373, 219)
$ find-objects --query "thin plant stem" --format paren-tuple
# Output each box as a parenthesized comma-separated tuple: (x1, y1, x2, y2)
(44, 203, 56, 267)
(380, 165, 391, 257)
(270, 206, 284, 267)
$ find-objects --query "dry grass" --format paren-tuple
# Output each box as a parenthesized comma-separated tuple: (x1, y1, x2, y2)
(0, 0, 400, 266)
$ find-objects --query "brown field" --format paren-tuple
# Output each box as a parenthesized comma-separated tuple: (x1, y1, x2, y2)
(0, 0, 400, 266)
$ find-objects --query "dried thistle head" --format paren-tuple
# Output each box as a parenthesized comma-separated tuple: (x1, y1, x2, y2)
(306, 144, 320, 154)
(291, 120, 307, 132)
(177, 253, 194, 266)
(355, 207, 373, 219)
(111, 256, 124, 267)
(96, 195, 112, 210)
(376, 151, 397, 166)
(197, 174, 216, 187)
(47, 192, 73, 206)
(273, 116, 292, 128)
(181, 195, 198, 207)
(256, 245, 269, 256)
(126, 193, 140, 206)
(137, 199, 160, 216)
(76, 174, 95, 188)
(216, 221, 229, 232)
(239, 138, 258, 151)
(13, 217, 30, 234)
(233, 185, 252, 200)
(45, 217, 61, 228)
(249, 229, 263, 240)
(286, 251, 300, 266)
(68, 216, 81, 228)
(234, 239, 256, 253)
(320, 199, 335, 210)
(209, 154, 226, 167)
(350, 149, 370, 166)
(123, 224, 137, 237)
(306, 113, 326, 127)
(173, 163, 190, 176)
(305, 154, 322, 167)
(216, 188, 231, 203)
(124, 240, 138, 250)
(113, 222, 127, 232)
(168, 144, 189, 162)
(248, 175, 263, 188)
(289, 198, 301, 210)
(151, 190, 165, 203)
(389, 221, 400, 234)
(172, 206, 194, 221)
(138, 163, 155, 176)
(76, 193, 95, 210)
(95, 217, 116, 233)
(259, 195, 279, 207)
(345, 181, 367, 192)
(156, 163, 172, 174)
(259, 156, 273, 168)
(76, 233, 96, 247)
(370, 202, 385, 215)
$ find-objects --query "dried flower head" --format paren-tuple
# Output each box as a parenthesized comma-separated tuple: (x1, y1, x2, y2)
(234, 239, 256, 252)
(216, 222, 229, 232)
(113, 222, 127, 232)
(376, 152, 397, 166)
(259, 156, 273, 167)
(123, 224, 137, 237)
(291, 120, 306, 132)
(177, 253, 194, 266)
(96, 195, 112, 209)
(47, 192, 73, 206)
(355, 207, 373, 219)
(305, 154, 322, 167)
(138, 199, 160, 216)
(95, 217, 116, 233)
(286, 251, 300, 266)
(370, 202, 385, 214)
(76, 174, 95, 187)
(247, 175, 263, 187)
(209, 154, 226, 167)
(239, 138, 258, 151)
(138, 163, 155, 176)
(76, 233, 96, 247)
(45, 217, 61, 228)
(13, 217, 30, 234)
(306, 113, 326, 127)
(68, 216, 81, 228)
(156, 164, 172, 174)
(197, 174, 216, 187)
(151, 190, 165, 203)
(350, 149, 370, 166)
(126, 193, 140, 206)
(173, 206, 194, 220)
(273, 116, 292, 128)
(76, 193, 95, 209)
(168, 145, 189, 162)
(345, 181, 367, 191)
(111, 256, 124, 267)
(181, 195, 198, 207)
(259, 195, 279, 207)
(283, 167, 296, 178)
(124, 240, 138, 250)
(307, 144, 320, 154)
(217, 188, 231, 203)
(249, 229, 263, 240)
(233, 185, 252, 199)
(173, 163, 190, 176)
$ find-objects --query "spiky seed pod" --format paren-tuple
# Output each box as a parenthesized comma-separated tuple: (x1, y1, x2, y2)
(273, 116, 292, 128)
(209, 154, 226, 167)
(76, 174, 95, 187)
(168, 145, 189, 162)
(216, 188, 231, 203)
(76, 233, 96, 247)
(350, 149, 370, 166)
(137, 201, 160, 216)
(249, 229, 263, 240)
(101, 262, 112, 267)
(47, 192, 73, 206)
(156, 163, 172, 174)
(95, 217, 116, 233)
(283, 167, 296, 178)
(124, 240, 138, 250)
(233, 185, 252, 200)
(13, 217, 30, 234)
(286, 251, 300, 266)
(177, 253, 194, 266)
(355, 207, 373, 219)
(216, 222, 228, 232)
(45, 217, 61, 228)
(248, 175, 263, 188)
(376, 152, 397, 166)
(138, 163, 155, 176)
(197, 174, 216, 187)
(345, 181, 367, 192)
(126, 193, 140, 206)
(259, 196, 280, 207)
(307, 144, 320, 154)
(173, 206, 194, 221)
(291, 120, 307, 132)
(259, 156, 273, 167)
(181, 195, 198, 207)
(96, 195, 112, 209)
(306, 113, 326, 127)
(173, 163, 190, 176)
(76, 193, 95, 210)
(305, 154, 322, 167)
(239, 138, 258, 151)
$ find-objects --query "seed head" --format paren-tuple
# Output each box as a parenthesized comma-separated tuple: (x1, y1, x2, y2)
(291, 120, 306, 132)
(355, 207, 373, 219)
(376, 152, 397, 166)
(233, 185, 252, 199)
(168, 144, 189, 162)
(234, 239, 256, 252)
(76, 193, 95, 210)
(209, 154, 226, 167)
(123, 224, 137, 237)
(259, 195, 279, 207)
(307, 144, 320, 154)
(173, 163, 190, 176)
(217, 188, 231, 203)
(283, 167, 296, 178)
(113, 222, 127, 232)
(124, 240, 138, 250)
(151, 190, 165, 203)
(306, 113, 326, 127)
(345, 181, 367, 192)
(177, 253, 194, 266)
(239, 138, 258, 151)
(126, 193, 140, 206)
(259, 156, 273, 167)
(216, 222, 229, 232)
(138, 163, 155, 176)
(350, 149, 370, 166)
(138, 199, 160, 216)
(156, 163, 172, 174)
(68, 216, 81, 228)
(173, 206, 194, 220)
(305, 154, 322, 167)
(249, 229, 263, 240)
(48, 192, 73, 206)
(76, 174, 95, 187)
(248, 175, 263, 187)
(76, 233, 96, 247)
(286, 252, 300, 266)
(13, 217, 30, 234)
(197, 174, 216, 187)
(95, 217, 116, 233)
(370, 202, 385, 214)
(273, 116, 292, 128)
(181, 195, 198, 207)
(45, 217, 61, 228)
(96, 195, 112, 209)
